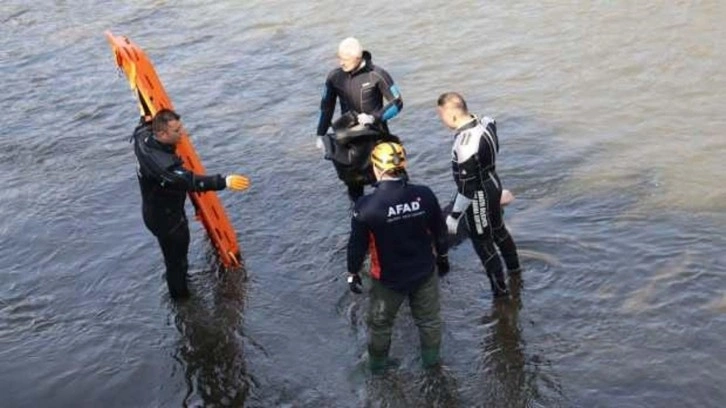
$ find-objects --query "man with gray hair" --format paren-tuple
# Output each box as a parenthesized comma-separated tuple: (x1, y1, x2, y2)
(315, 37, 404, 201)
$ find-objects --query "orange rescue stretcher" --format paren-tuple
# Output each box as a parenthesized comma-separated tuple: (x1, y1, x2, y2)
(105, 31, 241, 268)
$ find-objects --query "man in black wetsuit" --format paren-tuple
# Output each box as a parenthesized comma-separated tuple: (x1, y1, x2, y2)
(315, 37, 404, 201)
(436, 92, 521, 299)
(347, 142, 449, 373)
(132, 109, 250, 299)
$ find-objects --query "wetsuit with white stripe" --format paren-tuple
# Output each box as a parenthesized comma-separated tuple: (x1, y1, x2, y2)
(451, 116, 520, 297)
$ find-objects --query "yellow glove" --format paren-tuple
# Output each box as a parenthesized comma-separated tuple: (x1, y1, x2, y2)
(225, 174, 250, 191)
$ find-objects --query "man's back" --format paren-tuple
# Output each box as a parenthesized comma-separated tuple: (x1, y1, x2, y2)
(348, 179, 446, 292)
(452, 116, 500, 182)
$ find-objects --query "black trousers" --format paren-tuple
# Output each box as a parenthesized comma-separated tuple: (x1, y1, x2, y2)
(465, 180, 520, 297)
(156, 221, 190, 299)
(144, 207, 190, 299)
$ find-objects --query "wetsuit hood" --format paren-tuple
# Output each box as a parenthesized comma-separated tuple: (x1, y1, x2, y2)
(350, 51, 374, 75)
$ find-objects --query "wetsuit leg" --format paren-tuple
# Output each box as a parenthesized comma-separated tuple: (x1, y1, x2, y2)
(470, 233, 508, 298)
(368, 279, 406, 372)
(493, 222, 520, 273)
(157, 218, 191, 299)
(408, 272, 441, 367)
(466, 189, 509, 298)
(487, 185, 521, 273)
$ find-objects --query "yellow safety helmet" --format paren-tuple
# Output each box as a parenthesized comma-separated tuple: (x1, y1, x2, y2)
(371, 142, 407, 173)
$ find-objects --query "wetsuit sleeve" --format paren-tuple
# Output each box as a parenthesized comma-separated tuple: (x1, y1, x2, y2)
(426, 188, 448, 256)
(316, 75, 337, 136)
(370, 67, 403, 122)
(347, 210, 370, 274)
(160, 163, 227, 192)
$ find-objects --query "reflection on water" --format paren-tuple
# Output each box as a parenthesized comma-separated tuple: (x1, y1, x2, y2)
(172, 267, 252, 407)
(471, 273, 567, 408)
(356, 272, 567, 408)
(413, 365, 460, 407)
(362, 356, 461, 407)
(480, 274, 529, 407)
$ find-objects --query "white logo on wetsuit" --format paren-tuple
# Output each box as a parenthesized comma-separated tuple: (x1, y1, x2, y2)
(388, 200, 420, 217)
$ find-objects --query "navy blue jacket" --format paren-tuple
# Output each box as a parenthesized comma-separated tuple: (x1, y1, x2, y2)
(347, 179, 448, 292)
(316, 51, 403, 136)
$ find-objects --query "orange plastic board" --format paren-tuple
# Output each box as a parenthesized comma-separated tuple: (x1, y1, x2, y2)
(105, 31, 240, 268)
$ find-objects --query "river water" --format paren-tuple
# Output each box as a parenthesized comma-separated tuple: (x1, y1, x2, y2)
(1, 1, 725, 407)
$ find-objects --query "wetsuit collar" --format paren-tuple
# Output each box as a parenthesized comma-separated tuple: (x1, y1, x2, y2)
(350, 59, 367, 75)
(148, 134, 176, 153)
(454, 115, 478, 134)
(350, 51, 373, 75)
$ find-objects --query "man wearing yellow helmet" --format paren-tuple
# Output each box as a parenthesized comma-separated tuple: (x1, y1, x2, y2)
(346, 142, 449, 373)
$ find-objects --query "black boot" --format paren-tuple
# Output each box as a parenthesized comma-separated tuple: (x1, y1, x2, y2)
(488, 269, 509, 298)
